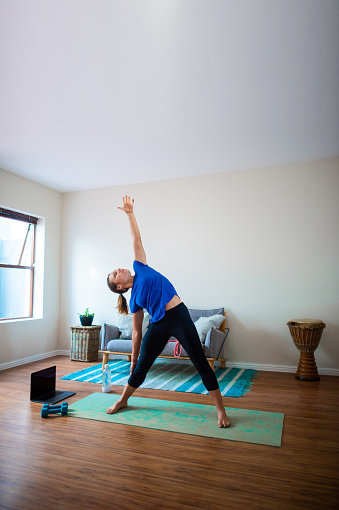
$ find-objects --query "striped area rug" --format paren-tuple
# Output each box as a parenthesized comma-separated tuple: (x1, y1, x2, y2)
(61, 360, 258, 397)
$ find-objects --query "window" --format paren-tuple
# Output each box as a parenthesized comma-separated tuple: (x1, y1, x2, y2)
(0, 208, 38, 321)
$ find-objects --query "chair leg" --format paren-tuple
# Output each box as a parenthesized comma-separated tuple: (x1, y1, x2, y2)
(127, 355, 131, 362)
(220, 359, 226, 369)
(208, 359, 215, 370)
(102, 352, 108, 370)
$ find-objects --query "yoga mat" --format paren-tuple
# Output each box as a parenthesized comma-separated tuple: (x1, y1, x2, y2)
(68, 393, 284, 447)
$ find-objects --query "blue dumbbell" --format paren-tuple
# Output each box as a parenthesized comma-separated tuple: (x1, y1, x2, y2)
(41, 402, 68, 418)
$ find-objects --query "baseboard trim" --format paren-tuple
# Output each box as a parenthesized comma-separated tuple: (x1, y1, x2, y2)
(224, 362, 339, 376)
(0, 350, 61, 371)
(1, 351, 338, 376)
(57, 350, 70, 356)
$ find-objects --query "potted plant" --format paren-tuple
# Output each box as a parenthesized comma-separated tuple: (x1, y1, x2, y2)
(78, 308, 95, 326)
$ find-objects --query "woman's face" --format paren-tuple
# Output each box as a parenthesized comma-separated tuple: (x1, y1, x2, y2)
(108, 268, 131, 290)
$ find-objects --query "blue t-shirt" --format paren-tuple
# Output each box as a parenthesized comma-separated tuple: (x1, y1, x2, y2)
(129, 261, 178, 323)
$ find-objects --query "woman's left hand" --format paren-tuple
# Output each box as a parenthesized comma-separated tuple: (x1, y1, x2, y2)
(118, 195, 134, 214)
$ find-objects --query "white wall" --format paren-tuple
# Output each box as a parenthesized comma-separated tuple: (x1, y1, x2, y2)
(60, 159, 339, 371)
(0, 168, 62, 365)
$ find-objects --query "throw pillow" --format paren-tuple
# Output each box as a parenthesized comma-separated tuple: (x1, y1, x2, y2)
(194, 314, 225, 343)
(118, 312, 150, 339)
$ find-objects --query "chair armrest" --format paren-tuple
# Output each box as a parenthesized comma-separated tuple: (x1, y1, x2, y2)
(205, 327, 230, 358)
(101, 323, 120, 350)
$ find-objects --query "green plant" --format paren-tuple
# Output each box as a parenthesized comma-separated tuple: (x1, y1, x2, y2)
(78, 308, 95, 317)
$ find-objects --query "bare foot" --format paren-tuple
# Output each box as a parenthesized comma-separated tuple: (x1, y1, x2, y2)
(218, 411, 231, 428)
(106, 399, 128, 414)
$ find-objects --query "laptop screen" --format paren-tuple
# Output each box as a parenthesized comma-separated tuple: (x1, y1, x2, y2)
(30, 366, 56, 400)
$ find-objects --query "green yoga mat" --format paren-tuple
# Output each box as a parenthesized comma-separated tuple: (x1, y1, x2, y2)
(68, 393, 284, 447)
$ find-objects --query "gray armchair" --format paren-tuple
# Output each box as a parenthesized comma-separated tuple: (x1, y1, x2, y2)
(100, 307, 229, 370)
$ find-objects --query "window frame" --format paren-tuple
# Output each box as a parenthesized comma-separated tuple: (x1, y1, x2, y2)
(0, 207, 38, 321)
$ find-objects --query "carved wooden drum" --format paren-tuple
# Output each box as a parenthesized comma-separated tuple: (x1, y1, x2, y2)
(287, 319, 326, 381)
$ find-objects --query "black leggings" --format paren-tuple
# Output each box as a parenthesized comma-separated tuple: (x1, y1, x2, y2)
(128, 302, 219, 392)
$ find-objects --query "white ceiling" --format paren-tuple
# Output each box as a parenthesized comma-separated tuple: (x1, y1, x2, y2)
(0, 0, 338, 193)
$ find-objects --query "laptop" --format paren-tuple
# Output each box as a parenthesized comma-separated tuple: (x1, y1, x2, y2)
(30, 366, 75, 404)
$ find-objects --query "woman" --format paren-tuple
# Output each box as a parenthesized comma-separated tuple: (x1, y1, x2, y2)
(106, 196, 231, 428)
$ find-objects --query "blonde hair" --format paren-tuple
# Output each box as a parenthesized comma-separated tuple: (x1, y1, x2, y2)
(106, 275, 129, 315)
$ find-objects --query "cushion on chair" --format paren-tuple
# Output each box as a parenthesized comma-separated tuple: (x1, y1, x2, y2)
(107, 339, 133, 353)
(194, 314, 226, 343)
(205, 328, 229, 358)
(101, 323, 120, 350)
(117, 312, 150, 339)
(188, 307, 224, 323)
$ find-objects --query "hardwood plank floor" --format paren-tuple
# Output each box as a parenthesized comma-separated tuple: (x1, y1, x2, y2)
(0, 356, 338, 510)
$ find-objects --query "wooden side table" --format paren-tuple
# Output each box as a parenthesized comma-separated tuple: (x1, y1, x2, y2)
(70, 325, 102, 362)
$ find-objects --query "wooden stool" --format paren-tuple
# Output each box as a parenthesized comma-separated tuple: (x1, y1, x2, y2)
(287, 319, 326, 381)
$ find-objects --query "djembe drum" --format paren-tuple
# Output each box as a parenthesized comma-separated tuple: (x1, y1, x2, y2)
(287, 319, 326, 381)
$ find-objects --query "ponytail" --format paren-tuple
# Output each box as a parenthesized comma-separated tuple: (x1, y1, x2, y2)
(107, 274, 130, 315)
(117, 293, 129, 315)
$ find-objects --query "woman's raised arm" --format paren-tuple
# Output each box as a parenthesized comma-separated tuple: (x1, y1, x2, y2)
(118, 196, 146, 264)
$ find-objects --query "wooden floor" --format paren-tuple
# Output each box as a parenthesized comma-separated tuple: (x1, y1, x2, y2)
(1, 356, 338, 510)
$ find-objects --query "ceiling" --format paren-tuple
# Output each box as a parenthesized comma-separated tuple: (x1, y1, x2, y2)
(0, 0, 338, 193)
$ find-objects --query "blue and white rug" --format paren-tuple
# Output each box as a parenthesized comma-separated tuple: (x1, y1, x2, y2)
(60, 360, 258, 397)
